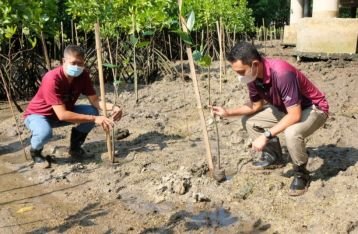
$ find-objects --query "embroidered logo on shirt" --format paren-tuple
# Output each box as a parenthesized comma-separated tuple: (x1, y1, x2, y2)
(284, 96, 292, 102)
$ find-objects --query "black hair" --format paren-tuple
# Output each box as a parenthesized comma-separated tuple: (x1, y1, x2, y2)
(64, 45, 85, 59)
(226, 42, 262, 65)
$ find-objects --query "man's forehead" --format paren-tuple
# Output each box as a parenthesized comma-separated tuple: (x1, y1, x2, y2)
(231, 60, 248, 69)
(64, 54, 84, 61)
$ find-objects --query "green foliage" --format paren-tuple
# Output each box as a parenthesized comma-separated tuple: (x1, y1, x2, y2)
(66, 0, 174, 37)
(248, 0, 289, 26)
(182, 0, 255, 33)
(0, 0, 58, 43)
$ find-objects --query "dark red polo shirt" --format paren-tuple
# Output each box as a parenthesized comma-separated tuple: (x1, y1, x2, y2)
(248, 58, 329, 114)
(24, 66, 96, 119)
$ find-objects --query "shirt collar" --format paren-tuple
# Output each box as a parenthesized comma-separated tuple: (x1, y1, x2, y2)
(262, 58, 271, 84)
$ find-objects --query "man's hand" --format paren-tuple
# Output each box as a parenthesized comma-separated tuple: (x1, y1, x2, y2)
(211, 106, 229, 117)
(94, 116, 114, 132)
(252, 134, 269, 152)
(111, 105, 123, 121)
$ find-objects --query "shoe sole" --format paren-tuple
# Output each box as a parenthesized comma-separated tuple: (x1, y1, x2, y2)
(288, 187, 308, 196)
(251, 163, 286, 170)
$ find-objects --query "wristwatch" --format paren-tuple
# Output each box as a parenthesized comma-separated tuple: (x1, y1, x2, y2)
(263, 129, 273, 139)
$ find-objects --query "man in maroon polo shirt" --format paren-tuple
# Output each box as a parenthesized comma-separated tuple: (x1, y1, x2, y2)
(24, 45, 122, 166)
(212, 42, 329, 196)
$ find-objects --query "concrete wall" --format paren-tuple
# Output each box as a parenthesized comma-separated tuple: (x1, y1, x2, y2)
(296, 18, 358, 54)
(312, 0, 339, 18)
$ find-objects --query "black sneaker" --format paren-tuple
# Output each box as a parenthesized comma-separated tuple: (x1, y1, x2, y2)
(252, 152, 284, 169)
(69, 148, 94, 160)
(289, 172, 310, 196)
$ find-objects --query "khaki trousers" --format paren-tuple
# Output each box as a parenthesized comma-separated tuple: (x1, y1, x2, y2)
(241, 105, 328, 166)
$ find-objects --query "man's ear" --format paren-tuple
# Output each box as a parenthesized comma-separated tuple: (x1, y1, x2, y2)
(252, 60, 260, 67)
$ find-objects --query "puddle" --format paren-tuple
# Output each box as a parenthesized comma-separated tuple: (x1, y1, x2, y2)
(121, 195, 174, 215)
(187, 208, 238, 228)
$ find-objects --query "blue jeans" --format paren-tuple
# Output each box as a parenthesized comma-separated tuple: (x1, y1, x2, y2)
(24, 105, 99, 150)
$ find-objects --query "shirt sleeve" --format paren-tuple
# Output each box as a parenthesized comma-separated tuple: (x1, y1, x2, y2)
(277, 71, 301, 108)
(81, 71, 96, 96)
(248, 83, 262, 102)
(42, 75, 64, 106)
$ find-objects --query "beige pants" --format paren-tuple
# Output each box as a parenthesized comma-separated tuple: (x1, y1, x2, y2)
(241, 105, 328, 166)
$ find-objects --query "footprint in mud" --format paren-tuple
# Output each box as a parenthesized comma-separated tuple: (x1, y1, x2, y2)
(186, 208, 238, 229)
(115, 128, 130, 140)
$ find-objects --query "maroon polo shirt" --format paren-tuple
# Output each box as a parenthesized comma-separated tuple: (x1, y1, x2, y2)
(24, 66, 96, 119)
(248, 58, 329, 114)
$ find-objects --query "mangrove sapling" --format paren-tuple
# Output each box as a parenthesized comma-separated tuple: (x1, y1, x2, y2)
(177, 2, 214, 174)
(94, 21, 113, 162)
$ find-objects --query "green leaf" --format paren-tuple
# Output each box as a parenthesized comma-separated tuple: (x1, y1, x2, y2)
(4, 26, 17, 39)
(28, 37, 37, 48)
(142, 31, 154, 36)
(22, 27, 30, 36)
(136, 41, 150, 48)
(192, 50, 202, 61)
(198, 55, 212, 67)
(186, 11, 195, 31)
(130, 34, 138, 45)
(172, 30, 192, 45)
(103, 63, 119, 68)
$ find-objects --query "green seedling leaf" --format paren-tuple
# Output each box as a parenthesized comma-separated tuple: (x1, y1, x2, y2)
(192, 50, 202, 61)
(187, 11, 195, 31)
(28, 37, 37, 48)
(22, 27, 30, 36)
(136, 41, 150, 48)
(198, 55, 212, 67)
(130, 34, 138, 45)
(5, 26, 16, 39)
(103, 63, 119, 68)
(143, 31, 154, 36)
(172, 30, 192, 45)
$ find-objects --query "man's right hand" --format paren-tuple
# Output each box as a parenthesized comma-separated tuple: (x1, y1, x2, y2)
(94, 116, 114, 132)
(211, 106, 229, 117)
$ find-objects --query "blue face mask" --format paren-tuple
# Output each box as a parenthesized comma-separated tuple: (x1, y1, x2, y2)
(66, 65, 84, 77)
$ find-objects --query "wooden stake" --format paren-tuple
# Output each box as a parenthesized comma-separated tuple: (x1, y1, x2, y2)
(216, 21, 223, 94)
(61, 21, 64, 56)
(94, 22, 113, 162)
(178, 1, 214, 171)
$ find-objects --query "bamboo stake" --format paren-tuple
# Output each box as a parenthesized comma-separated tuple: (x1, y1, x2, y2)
(221, 19, 226, 75)
(94, 22, 113, 162)
(75, 23, 79, 45)
(0, 70, 28, 161)
(179, 2, 214, 172)
(61, 22, 64, 56)
(71, 19, 74, 44)
(216, 21, 223, 94)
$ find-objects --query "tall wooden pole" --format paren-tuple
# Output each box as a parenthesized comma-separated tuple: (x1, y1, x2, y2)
(94, 21, 114, 162)
(178, 0, 214, 172)
(216, 21, 223, 94)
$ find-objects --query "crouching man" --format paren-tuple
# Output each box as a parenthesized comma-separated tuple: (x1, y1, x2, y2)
(23, 45, 122, 165)
(212, 42, 329, 196)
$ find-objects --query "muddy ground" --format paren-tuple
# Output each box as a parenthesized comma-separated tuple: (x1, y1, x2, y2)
(0, 41, 357, 234)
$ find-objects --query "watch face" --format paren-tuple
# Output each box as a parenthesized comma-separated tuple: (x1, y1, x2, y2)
(264, 131, 271, 138)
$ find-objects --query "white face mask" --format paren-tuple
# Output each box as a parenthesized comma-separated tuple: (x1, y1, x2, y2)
(237, 64, 257, 84)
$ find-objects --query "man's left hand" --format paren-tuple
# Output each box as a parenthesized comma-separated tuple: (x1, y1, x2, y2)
(111, 105, 123, 121)
(252, 134, 269, 152)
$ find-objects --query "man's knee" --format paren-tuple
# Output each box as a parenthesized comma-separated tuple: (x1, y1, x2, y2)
(284, 126, 301, 143)
(241, 115, 250, 131)
(35, 128, 53, 141)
